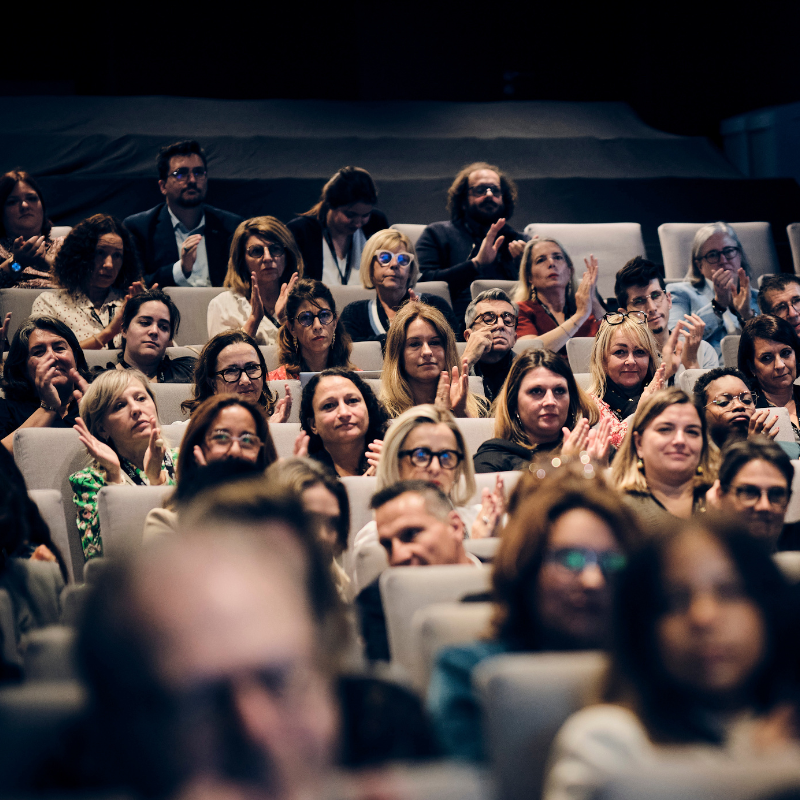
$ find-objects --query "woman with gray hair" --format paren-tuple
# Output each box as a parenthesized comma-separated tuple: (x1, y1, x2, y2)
(668, 222, 759, 357)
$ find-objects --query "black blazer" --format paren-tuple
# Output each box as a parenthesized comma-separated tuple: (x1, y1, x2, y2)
(124, 203, 243, 288)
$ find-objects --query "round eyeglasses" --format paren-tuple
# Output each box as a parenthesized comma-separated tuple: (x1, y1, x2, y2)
(471, 311, 517, 328)
(545, 547, 627, 576)
(467, 184, 501, 198)
(169, 167, 207, 182)
(247, 243, 286, 260)
(602, 311, 647, 325)
(699, 246, 740, 264)
(399, 447, 463, 470)
(205, 430, 263, 453)
(294, 309, 334, 327)
(706, 391, 756, 409)
(375, 250, 413, 268)
(728, 484, 789, 508)
(215, 363, 263, 383)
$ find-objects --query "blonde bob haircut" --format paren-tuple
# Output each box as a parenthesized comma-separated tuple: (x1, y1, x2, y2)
(514, 237, 574, 304)
(377, 404, 476, 507)
(611, 386, 719, 494)
(380, 301, 481, 419)
(587, 315, 660, 398)
(223, 216, 304, 299)
(359, 229, 420, 291)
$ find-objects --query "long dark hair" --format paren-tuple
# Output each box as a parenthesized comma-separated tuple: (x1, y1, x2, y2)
(302, 167, 377, 225)
(738, 315, 800, 391)
(0, 170, 52, 239)
(446, 161, 517, 223)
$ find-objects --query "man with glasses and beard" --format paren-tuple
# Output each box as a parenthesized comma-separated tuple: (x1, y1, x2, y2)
(758, 274, 800, 337)
(416, 162, 529, 324)
(125, 140, 242, 288)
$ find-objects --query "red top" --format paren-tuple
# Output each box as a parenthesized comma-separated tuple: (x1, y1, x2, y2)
(517, 298, 599, 350)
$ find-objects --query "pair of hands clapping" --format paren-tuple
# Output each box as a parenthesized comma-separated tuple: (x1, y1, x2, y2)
(561, 416, 614, 467)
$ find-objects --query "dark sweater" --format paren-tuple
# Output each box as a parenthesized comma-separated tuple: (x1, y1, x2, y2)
(473, 437, 560, 473)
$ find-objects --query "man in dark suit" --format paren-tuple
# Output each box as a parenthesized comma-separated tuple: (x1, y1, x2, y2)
(124, 140, 242, 288)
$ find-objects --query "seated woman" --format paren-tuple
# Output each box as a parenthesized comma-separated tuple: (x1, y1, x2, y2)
(287, 166, 388, 285)
(0, 316, 90, 451)
(31, 214, 146, 349)
(181, 330, 289, 424)
(0, 170, 64, 289)
(514, 238, 603, 353)
(544, 515, 798, 800)
(70, 370, 178, 561)
(143, 394, 277, 540)
(668, 222, 760, 357)
(207, 216, 303, 346)
(610, 387, 718, 531)
(298, 368, 389, 477)
(738, 315, 800, 443)
(473, 349, 607, 473)
(340, 228, 457, 343)
(381, 301, 486, 418)
(268, 278, 355, 380)
(428, 466, 641, 762)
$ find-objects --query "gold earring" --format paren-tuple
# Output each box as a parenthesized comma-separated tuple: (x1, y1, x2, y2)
(331, 331, 336, 347)
(637, 457, 645, 472)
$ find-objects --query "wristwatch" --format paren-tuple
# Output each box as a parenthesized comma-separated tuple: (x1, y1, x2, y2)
(711, 299, 726, 318)
(10, 261, 22, 273)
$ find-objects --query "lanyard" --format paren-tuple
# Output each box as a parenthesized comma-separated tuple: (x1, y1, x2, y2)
(119, 450, 175, 486)
(323, 229, 354, 286)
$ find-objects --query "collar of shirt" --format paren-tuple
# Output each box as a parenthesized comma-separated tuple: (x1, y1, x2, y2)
(167, 205, 206, 236)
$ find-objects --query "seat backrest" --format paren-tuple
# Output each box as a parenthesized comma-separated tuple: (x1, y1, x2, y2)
(464, 537, 500, 561)
(50, 226, 72, 238)
(269, 422, 302, 459)
(351, 341, 383, 370)
(784, 461, 800, 524)
(524, 223, 645, 300)
(267, 380, 302, 422)
(164, 286, 226, 346)
(471, 471, 521, 505)
(574, 372, 592, 391)
(390, 223, 427, 246)
(774, 551, 800, 583)
(565, 337, 595, 374)
(0, 288, 49, 342)
(768, 406, 796, 442)
(380, 565, 491, 672)
(470, 280, 519, 301)
(353, 541, 389, 597)
(455, 417, 496, 457)
(23, 626, 77, 681)
(364, 376, 485, 400)
(28, 490, 74, 585)
(81, 348, 122, 370)
(720, 334, 741, 368)
(150, 383, 193, 424)
(416, 280, 453, 308)
(475, 651, 608, 800)
(328, 285, 375, 315)
(97, 485, 173, 559)
(260, 345, 279, 370)
(342, 475, 378, 554)
(787, 223, 800, 276)
(678, 368, 709, 395)
(658, 222, 779, 282)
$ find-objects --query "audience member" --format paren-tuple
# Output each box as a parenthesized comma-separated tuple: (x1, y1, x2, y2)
(124, 139, 242, 287)
(207, 215, 303, 345)
(0, 170, 62, 288)
(340, 228, 457, 343)
(298, 368, 389, 477)
(474, 349, 605, 472)
(381, 301, 486, 418)
(0, 316, 90, 451)
(514, 238, 602, 352)
(287, 166, 388, 285)
(429, 468, 641, 761)
(416, 162, 529, 320)
(544, 516, 798, 800)
(268, 278, 355, 379)
(71, 370, 177, 561)
(32, 214, 145, 349)
(668, 222, 759, 357)
(461, 289, 520, 402)
(611, 387, 718, 529)
(759, 274, 800, 337)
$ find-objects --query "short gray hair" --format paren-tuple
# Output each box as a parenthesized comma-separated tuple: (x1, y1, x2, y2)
(686, 222, 751, 288)
(464, 289, 518, 328)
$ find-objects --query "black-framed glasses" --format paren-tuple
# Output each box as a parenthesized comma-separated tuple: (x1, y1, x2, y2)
(545, 547, 627, 576)
(170, 167, 207, 182)
(205, 430, 263, 452)
(214, 363, 263, 383)
(295, 309, 334, 327)
(772, 297, 800, 317)
(375, 250, 413, 268)
(700, 246, 740, 264)
(398, 447, 463, 470)
(247, 243, 285, 260)
(602, 311, 647, 325)
(628, 290, 666, 309)
(471, 311, 518, 328)
(728, 484, 789, 507)
(706, 391, 756, 409)
(467, 184, 501, 198)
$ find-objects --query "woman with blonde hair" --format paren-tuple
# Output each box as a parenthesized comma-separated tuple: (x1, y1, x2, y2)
(340, 228, 457, 342)
(207, 216, 303, 345)
(380, 301, 486, 418)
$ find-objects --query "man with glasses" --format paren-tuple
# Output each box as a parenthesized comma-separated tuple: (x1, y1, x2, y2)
(125, 140, 242, 288)
(416, 162, 529, 323)
(462, 288, 519, 401)
(758, 274, 800, 337)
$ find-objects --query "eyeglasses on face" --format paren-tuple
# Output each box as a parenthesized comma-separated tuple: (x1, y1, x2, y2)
(706, 391, 756, 408)
(215, 363, 263, 383)
(728, 483, 789, 507)
(771, 297, 800, 317)
(628, 290, 666, 309)
(699, 246, 740, 264)
(602, 311, 647, 325)
(471, 311, 518, 328)
(398, 447, 463, 470)
(247, 243, 285, 260)
(205, 430, 263, 452)
(375, 250, 413, 268)
(170, 167, 207, 182)
(467, 184, 501, 198)
(294, 309, 334, 328)
(545, 547, 627, 576)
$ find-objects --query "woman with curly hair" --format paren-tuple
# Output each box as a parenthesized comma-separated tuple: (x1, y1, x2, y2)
(31, 214, 144, 350)
(268, 278, 355, 380)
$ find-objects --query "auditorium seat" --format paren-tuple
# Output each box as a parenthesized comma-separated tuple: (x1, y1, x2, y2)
(565, 337, 594, 373)
(470, 280, 518, 300)
(454, 417, 496, 457)
(774, 551, 800, 583)
(97, 485, 173, 558)
(329, 285, 375, 313)
(574, 373, 592, 391)
(353, 541, 388, 597)
(390, 223, 427, 246)
(678, 368, 708, 395)
(23, 626, 77, 681)
(416, 280, 453, 307)
(50, 226, 72, 239)
(150, 383, 192, 423)
(0, 288, 49, 342)
(267, 380, 302, 422)
(81, 346, 200, 373)
(270, 422, 302, 458)
(721, 335, 740, 368)
(523, 222, 645, 302)
(164, 286, 226, 346)
(784, 462, 800, 525)
(464, 537, 501, 561)
(787, 223, 800, 275)
(29, 490, 75, 584)
(658, 222, 779, 282)
(364, 376, 486, 399)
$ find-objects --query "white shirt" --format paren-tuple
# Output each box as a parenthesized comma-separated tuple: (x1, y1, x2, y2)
(207, 290, 280, 346)
(168, 206, 210, 287)
(32, 289, 126, 347)
(321, 228, 367, 286)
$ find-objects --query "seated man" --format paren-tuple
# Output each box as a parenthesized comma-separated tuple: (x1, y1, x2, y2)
(758, 273, 800, 337)
(124, 140, 242, 288)
(462, 288, 519, 402)
(416, 162, 528, 324)
(357, 480, 479, 661)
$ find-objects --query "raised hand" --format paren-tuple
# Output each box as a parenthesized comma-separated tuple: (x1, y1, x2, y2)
(574, 255, 601, 324)
(366, 438, 383, 471)
(712, 267, 735, 309)
(639, 363, 667, 408)
(180, 233, 202, 277)
(447, 359, 471, 417)
(35, 352, 65, 411)
(269, 384, 292, 424)
(661, 322, 685, 381)
(561, 418, 591, 458)
(293, 431, 310, 458)
(143, 416, 167, 485)
(12, 235, 47, 268)
(585, 416, 613, 467)
(1, 312, 10, 352)
(680, 313, 706, 368)
(193, 445, 208, 467)
(749, 408, 780, 439)
(508, 239, 526, 259)
(68, 367, 90, 406)
(407, 288, 420, 303)
(275, 272, 299, 323)
(471, 475, 505, 539)
(461, 325, 493, 369)
(732, 268, 754, 320)
(474, 218, 506, 268)
(74, 418, 122, 482)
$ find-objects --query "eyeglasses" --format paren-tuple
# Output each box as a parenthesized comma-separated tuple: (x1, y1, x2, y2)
(771, 297, 800, 317)
(398, 447, 463, 470)
(214, 363, 263, 383)
(467, 184, 502, 198)
(205, 430, 263, 453)
(294, 309, 334, 327)
(169, 167, 207, 182)
(602, 311, 647, 325)
(706, 391, 756, 408)
(247, 243, 286, 260)
(375, 250, 413, 268)
(728, 484, 789, 507)
(545, 547, 627, 576)
(628, 290, 666, 309)
(471, 311, 518, 328)
(699, 246, 740, 264)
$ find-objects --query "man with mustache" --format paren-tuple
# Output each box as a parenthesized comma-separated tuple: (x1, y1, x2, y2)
(125, 140, 242, 288)
(416, 162, 528, 325)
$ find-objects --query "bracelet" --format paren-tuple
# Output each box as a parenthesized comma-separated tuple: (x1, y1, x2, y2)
(711, 299, 726, 318)
(40, 400, 60, 413)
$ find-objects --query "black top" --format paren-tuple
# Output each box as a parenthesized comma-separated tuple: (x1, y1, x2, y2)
(473, 437, 560, 473)
(471, 350, 515, 403)
(356, 579, 390, 662)
(96, 354, 198, 384)
(0, 397, 80, 441)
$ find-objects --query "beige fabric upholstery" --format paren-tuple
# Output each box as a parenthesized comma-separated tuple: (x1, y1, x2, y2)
(97, 485, 173, 559)
(269, 422, 301, 458)
(416, 281, 453, 307)
(678, 368, 708, 395)
(774, 551, 800, 582)
(470, 280, 518, 300)
(464, 537, 500, 561)
(328, 285, 375, 314)
(163, 287, 226, 346)
(23, 626, 77, 681)
(0, 288, 49, 342)
(454, 418, 496, 457)
(565, 337, 594, 374)
(721, 334, 740, 368)
(784, 462, 800, 524)
(390, 224, 427, 246)
(574, 372, 592, 391)
(150, 383, 192, 424)
(28, 490, 74, 585)
(353, 541, 388, 597)
(788, 223, 800, 276)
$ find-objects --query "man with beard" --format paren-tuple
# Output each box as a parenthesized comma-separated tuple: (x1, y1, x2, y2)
(758, 274, 800, 337)
(416, 162, 528, 324)
(124, 140, 242, 287)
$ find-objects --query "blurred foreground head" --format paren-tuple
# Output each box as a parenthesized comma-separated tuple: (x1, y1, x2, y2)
(78, 481, 341, 800)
